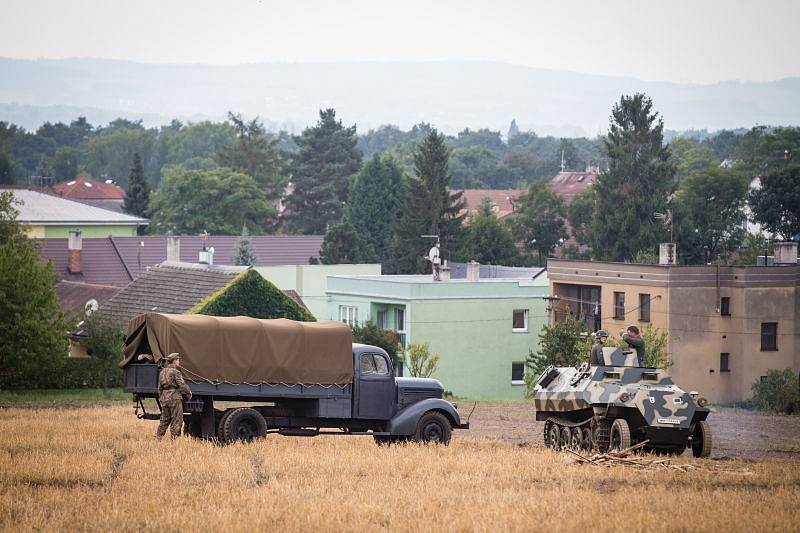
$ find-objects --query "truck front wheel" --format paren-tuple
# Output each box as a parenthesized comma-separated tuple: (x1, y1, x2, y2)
(413, 411, 452, 445)
(221, 408, 267, 443)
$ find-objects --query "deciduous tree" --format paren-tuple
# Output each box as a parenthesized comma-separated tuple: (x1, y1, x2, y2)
(512, 181, 567, 265)
(460, 199, 519, 265)
(749, 163, 800, 240)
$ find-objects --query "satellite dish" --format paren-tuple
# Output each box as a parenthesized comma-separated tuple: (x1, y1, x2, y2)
(84, 299, 99, 317)
(428, 245, 440, 263)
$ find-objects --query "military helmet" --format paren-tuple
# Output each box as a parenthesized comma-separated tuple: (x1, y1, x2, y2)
(596, 330, 609, 338)
(164, 352, 181, 362)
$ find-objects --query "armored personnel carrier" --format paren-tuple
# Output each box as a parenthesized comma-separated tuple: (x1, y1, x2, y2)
(532, 346, 712, 457)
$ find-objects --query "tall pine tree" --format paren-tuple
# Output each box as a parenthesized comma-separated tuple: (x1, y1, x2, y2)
(346, 154, 404, 262)
(123, 152, 150, 217)
(589, 94, 674, 261)
(285, 109, 362, 235)
(318, 213, 378, 265)
(387, 130, 465, 274)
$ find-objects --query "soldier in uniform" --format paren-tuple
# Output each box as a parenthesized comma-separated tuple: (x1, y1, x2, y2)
(590, 330, 609, 365)
(156, 352, 192, 439)
(620, 325, 646, 366)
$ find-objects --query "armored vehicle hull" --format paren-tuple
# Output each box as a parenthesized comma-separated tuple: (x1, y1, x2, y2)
(532, 352, 712, 457)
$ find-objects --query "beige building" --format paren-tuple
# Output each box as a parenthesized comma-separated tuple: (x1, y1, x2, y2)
(547, 255, 799, 403)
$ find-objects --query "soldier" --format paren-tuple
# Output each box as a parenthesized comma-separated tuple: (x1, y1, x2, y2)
(156, 352, 192, 439)
(620, 325, 646, 366)
(590, 330, 609, 365)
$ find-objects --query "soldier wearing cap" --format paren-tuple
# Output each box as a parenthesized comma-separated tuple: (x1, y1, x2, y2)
(590, 330, 609, 365)
(156, 352, 192, 439)
(620, 325, 646, 366)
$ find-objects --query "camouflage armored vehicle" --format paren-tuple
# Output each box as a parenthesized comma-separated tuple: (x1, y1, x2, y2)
(532, 346, 712, 457)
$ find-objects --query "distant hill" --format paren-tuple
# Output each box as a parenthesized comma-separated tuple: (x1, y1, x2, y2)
(1, 58, 799, 135)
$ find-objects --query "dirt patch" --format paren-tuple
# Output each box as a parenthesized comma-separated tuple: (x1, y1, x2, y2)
(459, 401, 800, 461)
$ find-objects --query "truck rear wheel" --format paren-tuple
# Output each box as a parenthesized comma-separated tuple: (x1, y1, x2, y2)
(414, 411, 452, 445)
(221, 408, 267, 443)
(610, 419, 631, 452)
(691, 420, 712, 458)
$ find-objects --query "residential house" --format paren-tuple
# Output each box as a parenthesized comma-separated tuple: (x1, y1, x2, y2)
(547, 244, 800, 403)
(549, 165, 598, 203)
(51, 175, 127, 213)
(255, 264, 381, 319)
(326, 263, 549, 399)
(1, 187, 146, 238)
(38, 233, 325, 286)
(451, 189, 526, 220)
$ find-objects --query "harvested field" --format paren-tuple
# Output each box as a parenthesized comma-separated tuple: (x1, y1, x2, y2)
(1, 405, 799, 532)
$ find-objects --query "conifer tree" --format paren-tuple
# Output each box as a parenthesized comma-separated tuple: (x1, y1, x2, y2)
(233, 224, 257, 266)
(285, 109, 362, 235)
(319, 214, 377, 264)
(346, 154, 404, 262)
(123, 152, 150, 217)
(386, 130, 465, 274)
(589, 94, 674, 261)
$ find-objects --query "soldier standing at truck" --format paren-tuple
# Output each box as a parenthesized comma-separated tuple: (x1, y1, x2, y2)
(156, 353, 192, 439)
(590, 330, 609, 365)
(620, 326, 646, 366)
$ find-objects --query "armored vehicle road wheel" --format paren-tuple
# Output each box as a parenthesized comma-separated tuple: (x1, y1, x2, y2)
(559, 426, 570, 450)
(691, 420, 712, 458)
(221, 408, 267, 443)
(543, 420, 554, 447)
(548, 423, 561, 450)
(569, 427, 582, 450)
(594, 419, 611, 453)
(610, 419, 631, 451)
(414, 411, 452, 445)
(581, 427, 593, 450)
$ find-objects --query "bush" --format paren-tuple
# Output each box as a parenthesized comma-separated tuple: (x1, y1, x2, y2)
(524, 315, 591, 397)
(750, 369, 799, 414)
(191, 269, 315, 321)
(406, 342, 441, 378)
(351, 321, 402, 367)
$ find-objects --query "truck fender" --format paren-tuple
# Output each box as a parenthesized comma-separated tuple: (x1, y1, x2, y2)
(386, 399, 463, 436)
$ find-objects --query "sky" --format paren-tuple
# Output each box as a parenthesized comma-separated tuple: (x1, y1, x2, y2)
(1, 0, 799, 84)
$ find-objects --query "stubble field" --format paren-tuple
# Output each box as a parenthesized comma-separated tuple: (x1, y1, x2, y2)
(0, 405, 799, 532)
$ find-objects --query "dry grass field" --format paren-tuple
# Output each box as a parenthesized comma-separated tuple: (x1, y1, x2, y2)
(1, 405, 799, 532)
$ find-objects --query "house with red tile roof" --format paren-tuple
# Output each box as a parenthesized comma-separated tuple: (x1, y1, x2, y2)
(451, 189, 526, 219)
(51, 173, 127, 213)
(548, 165, 599, 203)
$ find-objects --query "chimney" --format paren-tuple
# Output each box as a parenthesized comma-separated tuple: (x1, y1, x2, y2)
(68, 230, 82, 274)
(199, 246, 214, 265)
(466, 260, 480, 282)
(166, 236, 180, 262)
(774, 241, 798, 265)
(440, 260, 451, 282)
(659, 243, 677, 265)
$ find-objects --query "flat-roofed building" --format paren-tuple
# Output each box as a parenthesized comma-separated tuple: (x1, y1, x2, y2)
(547, 255, 800, 403)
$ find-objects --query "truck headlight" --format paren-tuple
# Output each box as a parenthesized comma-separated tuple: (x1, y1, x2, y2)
(697, 397, 708, 407)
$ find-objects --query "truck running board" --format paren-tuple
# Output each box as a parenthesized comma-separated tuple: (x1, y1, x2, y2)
(278, 428, 320, 437)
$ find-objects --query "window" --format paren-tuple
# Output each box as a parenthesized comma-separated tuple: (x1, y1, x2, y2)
(760, 322, 778, 351)
(720, 353, 730, 373)
(614, 292, 625, 319)
(512, 309, 529, 332)
(339, 305, 357, 326)
(361, 353, 390, 375)
(376, 310, 387, 329)
(360, 353, 376, 374)
(720, 297, 731, 316)
(395, 308, 405, 332)
(511, 362, 525, 385)
(639, 293, 650, 322)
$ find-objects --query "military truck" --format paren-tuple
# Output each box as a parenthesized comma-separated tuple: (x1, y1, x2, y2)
(531, 346, 712, 457)
(120, 313, 467, 444)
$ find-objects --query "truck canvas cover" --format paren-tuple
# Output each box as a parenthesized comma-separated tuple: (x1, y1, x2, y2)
(120, 313, 354, 385)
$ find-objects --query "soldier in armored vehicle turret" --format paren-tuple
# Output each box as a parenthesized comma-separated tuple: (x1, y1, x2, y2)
(589, 330, 609, 365)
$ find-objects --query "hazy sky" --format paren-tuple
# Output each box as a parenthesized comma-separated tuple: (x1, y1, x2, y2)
(1, 0, 798, 84)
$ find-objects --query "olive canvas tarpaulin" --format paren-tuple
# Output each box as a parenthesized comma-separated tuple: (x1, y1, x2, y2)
(120, 313, 354, 385)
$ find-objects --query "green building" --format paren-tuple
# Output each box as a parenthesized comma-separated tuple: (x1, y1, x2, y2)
(326, 265, 549, 399)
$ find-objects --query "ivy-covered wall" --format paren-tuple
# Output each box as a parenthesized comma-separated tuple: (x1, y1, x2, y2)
(189, 269, 316, 322)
